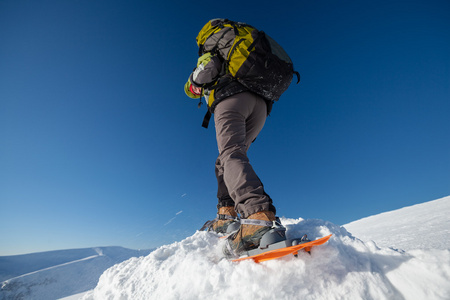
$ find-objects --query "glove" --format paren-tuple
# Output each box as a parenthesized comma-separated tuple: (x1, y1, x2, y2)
(184, 78, 202, 99)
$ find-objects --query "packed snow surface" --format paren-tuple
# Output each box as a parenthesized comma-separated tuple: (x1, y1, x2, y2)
(344, 196, 450, 251)
(83, 202, 450, 300)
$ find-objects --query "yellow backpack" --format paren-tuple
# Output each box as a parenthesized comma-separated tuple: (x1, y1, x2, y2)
(196, 19, 300, 102)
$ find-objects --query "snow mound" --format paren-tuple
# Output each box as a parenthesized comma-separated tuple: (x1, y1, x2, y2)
(83, 218, 450, 300)
(344, 196, 450, 251)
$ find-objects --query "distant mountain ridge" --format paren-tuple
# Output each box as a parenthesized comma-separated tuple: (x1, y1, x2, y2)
(0, 246, 152, 300)
(1, 247, 102, 282)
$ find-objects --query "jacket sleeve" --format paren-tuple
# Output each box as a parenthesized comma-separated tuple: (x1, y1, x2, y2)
(190, 52, 222, 87)
(184, 53, 222, 99)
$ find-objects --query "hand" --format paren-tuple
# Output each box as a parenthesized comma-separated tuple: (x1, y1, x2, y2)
(190, 85, 202, 96)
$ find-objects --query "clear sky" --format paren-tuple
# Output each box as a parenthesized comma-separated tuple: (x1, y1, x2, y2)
(1, 0, 449, 256)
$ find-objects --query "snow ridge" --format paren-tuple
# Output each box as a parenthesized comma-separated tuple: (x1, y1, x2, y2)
(83, 217, 450, 300)
(3, 254, 100, 283)
(0, 247, 152, 300)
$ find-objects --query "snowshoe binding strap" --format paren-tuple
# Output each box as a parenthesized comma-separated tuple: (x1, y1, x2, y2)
(217, 214, 238, 221)
(239, 219, 274, 227)
(240, 217, 284, 228)
(199, 214, 239, 231)
(224, 238, 240, 259)
(199, 219, 215, 231)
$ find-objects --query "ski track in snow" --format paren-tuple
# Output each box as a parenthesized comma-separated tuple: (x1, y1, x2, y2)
(82, 214, 450, 300)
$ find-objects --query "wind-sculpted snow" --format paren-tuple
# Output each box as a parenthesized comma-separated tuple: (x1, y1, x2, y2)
(83, 218, 450, 300)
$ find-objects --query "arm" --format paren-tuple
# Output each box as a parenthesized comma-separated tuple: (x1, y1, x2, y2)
(184, 53, 222, 99)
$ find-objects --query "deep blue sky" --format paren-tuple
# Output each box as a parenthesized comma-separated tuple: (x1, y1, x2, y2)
(1, 0, 449, 255)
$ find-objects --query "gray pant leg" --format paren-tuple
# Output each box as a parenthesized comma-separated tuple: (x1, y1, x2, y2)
(215, 159, 234, 208)
(214, 92, 274, 218)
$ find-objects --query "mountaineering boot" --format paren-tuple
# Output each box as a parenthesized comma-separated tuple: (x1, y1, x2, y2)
(223, 211, 276, 258)
(211, 206, 238, 233)
(199, 206, 238, 234)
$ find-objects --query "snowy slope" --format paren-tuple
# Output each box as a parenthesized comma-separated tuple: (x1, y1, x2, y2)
(1, 247, 106, 282)
(82, 202, 450, 300)
(344, 196, 450, 251)
(0, 247, 152, 300)
(3, 197, 450, 300)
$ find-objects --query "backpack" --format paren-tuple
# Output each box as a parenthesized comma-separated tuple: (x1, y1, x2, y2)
(196, 19, 300, 103)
